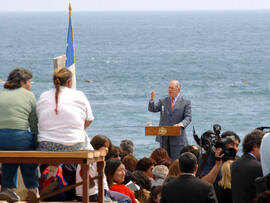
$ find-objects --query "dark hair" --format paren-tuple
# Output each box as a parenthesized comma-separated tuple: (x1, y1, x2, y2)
(178, 152, 197, 173)
(136, 157, 156, 172)
(133, 170, 151, 191)
(105, 145, 122, 160)
(105, 159, 123, 187)
(148, 186, 162, 203)
(180, 145, 200, 160)
(4, 68, 32, 89)
(53, 68, 72, 115)
(254, 190, 270, 203)
(150, 147, 172, 166)
(90, 134, 112, 150)
(221, 131, 241, 143)
(122, 154, 138, 172)
(120, 139, 134, 154)
(123, 169, 135, 185)
(243, 129, 265, 153)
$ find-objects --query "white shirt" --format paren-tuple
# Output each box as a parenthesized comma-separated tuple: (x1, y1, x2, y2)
(37, 86, 94, 145)
(76, 163, 109, 196)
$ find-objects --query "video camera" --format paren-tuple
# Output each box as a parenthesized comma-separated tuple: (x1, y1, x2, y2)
(256, 126, 270, 133)
(193, 124, 236, 160)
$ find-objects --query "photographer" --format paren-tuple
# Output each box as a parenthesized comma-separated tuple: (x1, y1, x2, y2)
(199, 131, 240, 185)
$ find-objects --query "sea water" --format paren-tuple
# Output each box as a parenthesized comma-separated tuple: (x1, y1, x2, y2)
(1, 11, 270, 158)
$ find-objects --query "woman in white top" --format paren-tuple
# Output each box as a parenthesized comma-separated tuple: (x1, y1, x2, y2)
(37, 67, 94, 151)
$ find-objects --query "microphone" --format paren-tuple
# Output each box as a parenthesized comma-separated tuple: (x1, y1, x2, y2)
(161, 102, 164, 120)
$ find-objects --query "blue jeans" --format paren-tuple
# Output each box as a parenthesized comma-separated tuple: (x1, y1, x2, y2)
(0, 129, 39, 189)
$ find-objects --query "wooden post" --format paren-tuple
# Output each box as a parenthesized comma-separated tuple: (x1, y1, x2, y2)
(97, 161, 105, 203)
(81, 163, 90, 203)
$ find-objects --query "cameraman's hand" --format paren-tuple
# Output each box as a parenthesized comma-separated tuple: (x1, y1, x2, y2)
(215, 148, 224, 165)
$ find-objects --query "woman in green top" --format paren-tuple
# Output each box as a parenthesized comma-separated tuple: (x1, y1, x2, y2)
(0, 68, 39, 202)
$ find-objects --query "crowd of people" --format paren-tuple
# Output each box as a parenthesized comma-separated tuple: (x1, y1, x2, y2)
(0, 67, 270, 203)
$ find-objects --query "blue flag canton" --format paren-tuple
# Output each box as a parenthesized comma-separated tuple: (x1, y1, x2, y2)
(65, 17, 74, 67)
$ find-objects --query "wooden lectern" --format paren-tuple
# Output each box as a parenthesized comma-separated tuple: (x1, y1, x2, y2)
(145, 126, 181, 136)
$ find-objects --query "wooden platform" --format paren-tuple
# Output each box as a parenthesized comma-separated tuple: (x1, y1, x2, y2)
(0, 150, 107, 203)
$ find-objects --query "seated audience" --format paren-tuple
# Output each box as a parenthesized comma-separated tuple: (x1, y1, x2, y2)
(76, 134, 131, 202)
(106, 145, 122, 161)
(148, 186, 162, 203)
(151, 165, 169, 187)
(133, 170, 151, 203)
(231, 129, 265, 203)
(161, 152, 218, 203)
(105, 159, 137, 203)
(136, 157, 156, 179)
(150, 148, 172, 167)
(122, 154, 138, 172)
(120, 139, 135, 159)
(0, 68, 39, 201)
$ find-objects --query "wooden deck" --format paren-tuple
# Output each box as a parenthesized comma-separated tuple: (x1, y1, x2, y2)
(0, 150, 107, 203)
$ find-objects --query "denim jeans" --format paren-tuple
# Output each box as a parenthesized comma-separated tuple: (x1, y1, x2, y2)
(0, 129, 39, 189)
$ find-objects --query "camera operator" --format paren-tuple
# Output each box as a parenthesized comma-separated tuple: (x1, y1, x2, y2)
(199, 131, 240, 186)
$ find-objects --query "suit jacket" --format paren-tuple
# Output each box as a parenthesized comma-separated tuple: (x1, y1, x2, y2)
(231, 153, 263, 203)
(161, 174, 218, 203)
(148, 96, 191, 146)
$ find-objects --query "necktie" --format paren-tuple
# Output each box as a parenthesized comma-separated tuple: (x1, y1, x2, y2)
(171, 98, 174, 111)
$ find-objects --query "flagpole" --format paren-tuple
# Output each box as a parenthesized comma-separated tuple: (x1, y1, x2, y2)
(69, 3, 75, 64)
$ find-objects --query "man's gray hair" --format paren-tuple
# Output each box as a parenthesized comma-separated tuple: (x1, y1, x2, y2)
(120, 139, 134, 154)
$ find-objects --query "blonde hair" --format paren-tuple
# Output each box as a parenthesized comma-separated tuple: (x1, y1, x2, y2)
(218, 160, 233, 189)
(53, 68, 72, 115)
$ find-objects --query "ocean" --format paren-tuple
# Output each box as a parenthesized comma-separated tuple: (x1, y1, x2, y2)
(1, 11, 270, 158)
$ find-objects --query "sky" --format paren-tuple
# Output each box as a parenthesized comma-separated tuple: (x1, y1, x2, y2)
(0, 0, 269, 11)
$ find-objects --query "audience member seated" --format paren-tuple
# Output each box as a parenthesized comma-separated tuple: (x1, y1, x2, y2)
(0, 68, 39, 202)
(106, 145, 122, 161)
(136, 157, 156, 180)
(254, 190, 270, 203)
(122, 154, 138, 172)
(151, 165, 169, 187)
(168, 160, 180, 177)
(148, 186, 162, 203)
(161, 152, 218, 203)
(231, 129, 265, 203)
(150, 148, 172, 167)
(105, 159, 137, 203)
(133, 170, 151, 203)
(120, 139, 135, 159)
(76, 134, 131, 202)
(216, 160, 233, 203)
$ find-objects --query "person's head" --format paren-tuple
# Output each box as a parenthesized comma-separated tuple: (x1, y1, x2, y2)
(221, 131, 241, 153)
(149, 186, 162, 203)
(178, 152, 198, 174)
(218, 160, 233, 189)
(168, 80, 181, 99)
(168, 159, 180, 177)
(105, 145, 122, 161)
(152, 165, 169, 180)
(120, 139, 134, 155)
(4, 68, 33, 90)
(132, 170, 152, 191)
(122, 154, 138, 172)
(105, 159, 126, 187)
(180, 145, 200, 160)
(243, 129, 265, 160)
(90, 134, 112, 151)
(254, 190, 270, 203)
(53, 67, 72, 115)
(136, 157, 156, 178)
(150, 148, 172, 166)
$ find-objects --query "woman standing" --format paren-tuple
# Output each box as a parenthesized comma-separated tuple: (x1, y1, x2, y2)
(0, 68, 39, 202)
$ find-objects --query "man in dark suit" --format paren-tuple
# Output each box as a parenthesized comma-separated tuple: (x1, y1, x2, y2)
(161, 152, 218, 203)
(148, 80, 191, 160)
(231, 129, 265, 203)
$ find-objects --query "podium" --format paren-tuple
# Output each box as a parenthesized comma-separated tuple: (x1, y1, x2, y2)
(145, 126, 181, 136)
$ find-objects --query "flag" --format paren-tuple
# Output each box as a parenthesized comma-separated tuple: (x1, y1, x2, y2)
(65, 3, 76, 89)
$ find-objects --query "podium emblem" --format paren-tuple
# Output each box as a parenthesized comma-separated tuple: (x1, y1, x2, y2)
(158, 127, 167, 135)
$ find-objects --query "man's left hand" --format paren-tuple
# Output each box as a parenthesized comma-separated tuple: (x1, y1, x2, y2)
(174, 123, 183, 127)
